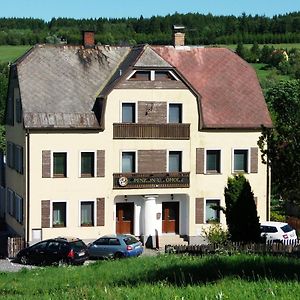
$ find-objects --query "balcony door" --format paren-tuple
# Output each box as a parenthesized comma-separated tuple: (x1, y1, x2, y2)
(116, 203, 134, 234)
(162, 202, 179, 234)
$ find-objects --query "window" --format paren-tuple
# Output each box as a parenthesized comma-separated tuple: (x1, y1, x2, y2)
(81, 152, 95, 177)
(52, 202, 66, 227)
(155, 71, 176, 81)
(16, 98, 22, 123)
(233, 149, 248, 173)
(122, 103, 136, 123)
(206, 150, 221, 173)
(122, 152, 136, 173)
(169, 104, 182, 123)
(169, 151, 182, 172)
(205, 199, 220, 223)
(81, 201, 94, 226)
(14, 145, 23, 174)
(15, 194, 23, 224)
(53, 152, 67, 177)
(129, 71, 150, 81)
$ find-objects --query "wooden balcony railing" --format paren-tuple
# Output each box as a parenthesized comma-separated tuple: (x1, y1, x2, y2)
(113, 123, 190, 139)
(113, 172, 190, 189)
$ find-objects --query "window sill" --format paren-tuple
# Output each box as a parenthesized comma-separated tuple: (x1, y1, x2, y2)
(53, 224, 66, 228)
(81, 224, 94, 227)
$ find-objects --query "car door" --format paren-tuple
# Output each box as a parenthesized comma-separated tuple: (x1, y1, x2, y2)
(28, 241, 49, 265)
(89, 238, 109, 258)
(45, 240, 62, 264)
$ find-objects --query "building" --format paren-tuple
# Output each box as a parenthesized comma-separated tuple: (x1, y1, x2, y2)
(4, 30, 272, 246)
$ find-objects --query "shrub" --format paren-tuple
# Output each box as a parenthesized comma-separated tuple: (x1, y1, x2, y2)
(202, 223, 229, 244)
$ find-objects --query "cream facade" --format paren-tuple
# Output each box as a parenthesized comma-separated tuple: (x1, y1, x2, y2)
(4, 40, 272, 246)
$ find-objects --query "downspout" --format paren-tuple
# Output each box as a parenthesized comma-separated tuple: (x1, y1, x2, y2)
(26, 129, 30, 245)
(266, 157, 270, 221)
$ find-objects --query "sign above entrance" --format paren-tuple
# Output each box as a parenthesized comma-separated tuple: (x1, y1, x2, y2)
(113, 172, 190, 189)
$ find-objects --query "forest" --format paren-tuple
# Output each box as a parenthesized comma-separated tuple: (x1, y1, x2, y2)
(0, 12, 299, 46)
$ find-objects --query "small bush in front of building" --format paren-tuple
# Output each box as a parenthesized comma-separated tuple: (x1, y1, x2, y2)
(202, 223, 229, 245)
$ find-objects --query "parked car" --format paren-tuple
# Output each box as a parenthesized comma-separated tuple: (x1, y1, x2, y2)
(16, 237, 89, 266)
(88, 234, 143, 259)
(260, 221, 298, 244)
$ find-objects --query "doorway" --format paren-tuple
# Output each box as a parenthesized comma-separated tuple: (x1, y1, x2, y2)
(162, 202, 179, 234)
(116, 203, 134, 234)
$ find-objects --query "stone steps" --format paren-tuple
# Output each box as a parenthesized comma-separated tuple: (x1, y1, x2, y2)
(158, 234, 188, 249)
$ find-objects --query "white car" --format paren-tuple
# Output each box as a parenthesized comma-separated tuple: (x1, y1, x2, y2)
(260, 221, 298, 244)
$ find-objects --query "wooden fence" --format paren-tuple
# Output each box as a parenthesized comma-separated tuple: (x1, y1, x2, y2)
(165, 240, 300, 257)
(0, 236, 25, 258)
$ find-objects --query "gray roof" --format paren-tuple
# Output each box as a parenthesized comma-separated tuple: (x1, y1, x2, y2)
(17, 44, 130, 129)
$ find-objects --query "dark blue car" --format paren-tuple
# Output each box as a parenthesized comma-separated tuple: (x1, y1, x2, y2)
(88, 234, 143, 259)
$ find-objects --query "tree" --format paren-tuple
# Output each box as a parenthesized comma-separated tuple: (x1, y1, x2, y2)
(223, 174, 261, 242)
(258, 80, 300, 207)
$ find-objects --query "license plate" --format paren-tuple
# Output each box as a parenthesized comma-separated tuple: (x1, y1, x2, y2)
(78, 252, 85, 257)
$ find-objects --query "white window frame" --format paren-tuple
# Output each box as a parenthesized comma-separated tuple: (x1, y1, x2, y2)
(79, 151, 96, 178)
(204, 148, 222, 174)
(167, 102, 183, 123)
(232, 148, 250, 174)
(50, 200, 68, 228)
(120, 150, 137, 173)
(204, 198, 221, 224)
(51, 151, 69, 178)
(167, 150, 183, 172)
(120, 101, 137, 123)
(78, 199, 96, 227)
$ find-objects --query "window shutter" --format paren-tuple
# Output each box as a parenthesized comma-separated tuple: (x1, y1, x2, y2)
(97, 198, 105, 226)
(97, 150, 105, 177)
(250, 147, 258, 173)
(41, 200, 50, 228)
(42, 150, 51, 178)
(196, 148, 204, 174)
(195, 198, 204, 224)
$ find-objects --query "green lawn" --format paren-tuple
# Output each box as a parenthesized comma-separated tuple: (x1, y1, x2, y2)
(251, 63, 291, 83)
(0, 254, 300, 299)
(0, 45, 31, 63)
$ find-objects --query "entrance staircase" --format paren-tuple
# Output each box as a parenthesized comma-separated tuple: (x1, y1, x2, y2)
(158, 234, 188, 250)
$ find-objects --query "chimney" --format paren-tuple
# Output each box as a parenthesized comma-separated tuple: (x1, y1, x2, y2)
(82, 31, 95, 48)
(172, 25, 185, 47)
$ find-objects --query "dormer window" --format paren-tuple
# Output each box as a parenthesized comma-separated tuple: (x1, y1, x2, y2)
(128, 70, 178, 81)
(129, 71, 150, 81)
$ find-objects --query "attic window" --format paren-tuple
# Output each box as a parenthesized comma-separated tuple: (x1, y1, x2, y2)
(129, 71, 150, 81)
(155, 71, 176, 81)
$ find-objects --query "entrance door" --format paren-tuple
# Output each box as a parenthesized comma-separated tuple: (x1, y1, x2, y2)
(162, 202, 179, 233)
(116, 203, 134, 234)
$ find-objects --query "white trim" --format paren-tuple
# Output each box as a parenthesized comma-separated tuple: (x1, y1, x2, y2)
(167, 150, 183, 172)
(51, 151, 69, 178)
(120, 150, 138, 173)
(204, 198, 221, 224)
(126, 70, 136, 80)
(150, 70, 155, 81)
(120, 101, 137, 123)
(78, 150, 96, 178)
(204, 148, 222, 174)
(50, 200, 68, 228)
(168, 70, 179, 81)
(232, 148, 250, 174)
(78, 199, 96, 227)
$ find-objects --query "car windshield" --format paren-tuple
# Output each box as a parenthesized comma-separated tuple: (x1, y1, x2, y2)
(123, 236, 139, 245)
(70, 240, 86, 250)
(261, 225, 278, 233)
(281, 224, 293, 233)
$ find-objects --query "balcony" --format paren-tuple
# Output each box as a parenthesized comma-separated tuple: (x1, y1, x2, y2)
(113, 172, 190, 189)
(113, 123, 190, 139)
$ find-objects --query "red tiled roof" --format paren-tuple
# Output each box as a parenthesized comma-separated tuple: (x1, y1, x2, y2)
(152, 46, 272, 129)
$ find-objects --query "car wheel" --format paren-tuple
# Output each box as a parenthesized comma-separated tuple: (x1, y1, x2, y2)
(20, 255, 29, 265)
(114, 252, 124, 259)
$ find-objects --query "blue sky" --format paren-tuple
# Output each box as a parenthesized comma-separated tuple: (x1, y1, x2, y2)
(1, 0, 300, 20)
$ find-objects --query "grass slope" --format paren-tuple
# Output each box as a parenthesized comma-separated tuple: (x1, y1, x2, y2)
(0, 45, 31, 63)
(0, 255, 300, 299)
